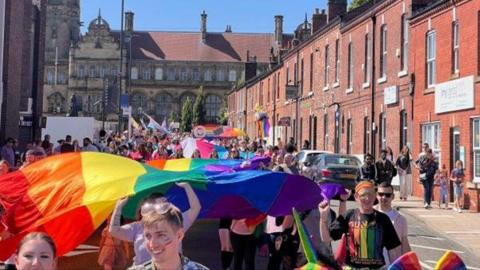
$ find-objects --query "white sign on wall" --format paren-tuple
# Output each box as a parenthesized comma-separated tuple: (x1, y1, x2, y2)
(435, 75, 475, 114)
(384, 86, 398, 105)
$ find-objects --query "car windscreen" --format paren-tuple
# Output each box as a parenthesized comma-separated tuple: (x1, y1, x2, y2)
(324, 156, 361, 166)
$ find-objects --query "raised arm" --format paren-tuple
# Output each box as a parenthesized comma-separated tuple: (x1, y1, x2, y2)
(108, 197, 134, 242)
(177, 182, 201, 228)
(318, 201, 332, 245)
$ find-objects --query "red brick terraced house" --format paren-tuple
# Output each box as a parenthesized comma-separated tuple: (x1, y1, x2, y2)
(410, 0, 480, 212)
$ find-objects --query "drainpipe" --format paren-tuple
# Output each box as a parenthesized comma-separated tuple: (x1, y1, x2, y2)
(273, 74, 276, 146)
(0, 0, 5, 132)
(370, 13, 377, 157)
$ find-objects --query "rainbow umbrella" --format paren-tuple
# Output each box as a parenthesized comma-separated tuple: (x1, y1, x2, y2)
(0, 152, 323, 259)
(388, 251, 422, 270)
(220, 127, 246, 138)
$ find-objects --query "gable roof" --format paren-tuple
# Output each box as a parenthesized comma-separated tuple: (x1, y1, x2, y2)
(118, 31, 292, 63)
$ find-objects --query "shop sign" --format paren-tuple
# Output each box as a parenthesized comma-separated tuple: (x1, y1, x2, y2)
(278, 117, 291, 127)
(384, 85, 398, 105)
(435, 75, 474, 114)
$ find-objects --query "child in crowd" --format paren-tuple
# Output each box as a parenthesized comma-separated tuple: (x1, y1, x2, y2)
(450, 160, 465, 213)
(434, 164, 449, 209)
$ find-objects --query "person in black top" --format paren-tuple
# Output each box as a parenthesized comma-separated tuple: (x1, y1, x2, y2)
(359, 154, 376, 182)
(375, 149, 395, 185)
(319, 181, 401, 269)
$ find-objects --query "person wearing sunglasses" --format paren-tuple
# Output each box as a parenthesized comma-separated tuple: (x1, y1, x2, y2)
(374, 182, 411, 266)
(109, 182, 201, 267)
(319, 181, 401, 269)
(127, 202, 208, 270)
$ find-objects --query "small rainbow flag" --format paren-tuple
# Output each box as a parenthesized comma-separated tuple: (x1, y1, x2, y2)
(434, 250, 467, 270)
(388, 251, 421, 270)
(257, 117, 270, 138)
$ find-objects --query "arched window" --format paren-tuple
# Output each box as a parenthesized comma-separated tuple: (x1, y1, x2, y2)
(205, 94, 222, 123)
(180, 68, 188, 81)
(47, 92, 65, 113)
(192, 68, 200, 81)
(180, 93, 196, 109)
(143, 68, 151, 80)
(99, 66, 107, 78)
(155, 93, 173, 122)
(78, 65, 85, 78)
(216, 69, 225, 81)
(155, 68, 163, 80)
(131, 93, 148, 115)
(131, 67, 138, 80)
(204, 69, 212, 81)
(89, 65, 97, 78)
(167, 68, 176, 80)
(228, 70, 237, 82)
(46, 69, 54, 85)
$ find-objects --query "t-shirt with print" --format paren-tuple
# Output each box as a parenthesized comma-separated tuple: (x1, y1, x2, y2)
(329, 209, 400, 269)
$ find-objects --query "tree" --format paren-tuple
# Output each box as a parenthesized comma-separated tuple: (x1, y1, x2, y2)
(168, 111, 179, 123)
(217, 99, 229, 125)
(192, 86, 205, 125)
(348, 0, 370, 11)
(180, 97, 193, 132)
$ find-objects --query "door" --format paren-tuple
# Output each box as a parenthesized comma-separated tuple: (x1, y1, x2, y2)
(450, 127, 460, 202)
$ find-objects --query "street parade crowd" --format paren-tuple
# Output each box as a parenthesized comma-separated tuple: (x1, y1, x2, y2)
(0, 127, 468, 270)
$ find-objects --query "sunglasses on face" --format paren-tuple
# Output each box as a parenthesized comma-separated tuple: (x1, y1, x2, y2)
(378, 192, 393, 198)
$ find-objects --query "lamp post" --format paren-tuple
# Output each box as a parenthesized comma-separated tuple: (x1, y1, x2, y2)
(118, 0, 125, 132)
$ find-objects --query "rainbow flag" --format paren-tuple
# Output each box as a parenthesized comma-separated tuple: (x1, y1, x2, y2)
(0, 152, 325, 260)
(130, 116, 140, 130)
(434, 250, 467, 270)
(388, 251, 421, 270)
(293, 208, 340, 270)
(257, 118, 270, 138)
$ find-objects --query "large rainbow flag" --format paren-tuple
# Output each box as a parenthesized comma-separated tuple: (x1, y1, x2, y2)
(0, 152, 325, 259)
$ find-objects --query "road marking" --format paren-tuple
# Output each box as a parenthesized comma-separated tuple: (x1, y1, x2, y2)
(415, 235, 445, 241)
(417, 215, 453, 218)
(425, 260, 480, 270)
(445, 230, 480, 234)
(419, 261, 434, 269)
(410, 244, 464, 254)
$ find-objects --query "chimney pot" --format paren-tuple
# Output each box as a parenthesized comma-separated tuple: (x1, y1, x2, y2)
(201, 11, 207, 43)
(274, 15, 284, 45)
(315, 8, 320, 14)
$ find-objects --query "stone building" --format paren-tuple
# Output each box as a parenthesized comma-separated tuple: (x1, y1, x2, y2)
(1, 0, 47, 145)
(43, 2, 290, 125)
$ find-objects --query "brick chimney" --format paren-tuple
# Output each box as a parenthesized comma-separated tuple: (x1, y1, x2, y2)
(328, 0, 347, 22)
(201, 11, 207, 43)
(125, 11, 134, 37)
(312, 8, 327, 34)
(245, 61, 258, 81)
(274, 15, 283, 45)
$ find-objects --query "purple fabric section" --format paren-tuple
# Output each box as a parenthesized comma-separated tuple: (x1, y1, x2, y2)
(233, 156, 271, 171)
(202, 196, 264, 219)
(203, 165, 235, 173)
(319, 183, 348, 200)
(268, 174, 324, 216)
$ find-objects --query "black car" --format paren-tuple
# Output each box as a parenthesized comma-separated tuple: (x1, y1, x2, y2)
(311, 153, 362, 190)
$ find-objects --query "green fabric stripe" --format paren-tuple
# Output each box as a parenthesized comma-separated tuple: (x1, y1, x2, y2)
(367, 227, 376, 259)
(293, 209, 317, 264)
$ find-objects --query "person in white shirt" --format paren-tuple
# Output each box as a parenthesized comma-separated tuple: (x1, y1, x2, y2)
(375, 182, 411, 266)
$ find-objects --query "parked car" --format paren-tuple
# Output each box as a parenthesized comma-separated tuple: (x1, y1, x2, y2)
(311, 153, 362, 190)
(295, 150, 332, 178)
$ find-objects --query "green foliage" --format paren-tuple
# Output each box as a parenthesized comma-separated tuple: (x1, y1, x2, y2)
(192, 86, 205, 125)
(180, 97, 193, 132)
(348, 0, 370, 11)
(168, 111, 179, 123)
(217, 99, 229, 125)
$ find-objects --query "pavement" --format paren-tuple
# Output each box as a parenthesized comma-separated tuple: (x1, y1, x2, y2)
(394, 195, 480, 261)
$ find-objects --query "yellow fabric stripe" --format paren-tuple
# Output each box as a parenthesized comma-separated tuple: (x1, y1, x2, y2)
(163, 158, 191, 171)
(360, 225, 368, 258)
(81, 152, 146, 207)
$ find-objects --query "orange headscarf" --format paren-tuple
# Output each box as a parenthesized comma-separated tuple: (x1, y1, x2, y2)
(355, 181, 375, 194)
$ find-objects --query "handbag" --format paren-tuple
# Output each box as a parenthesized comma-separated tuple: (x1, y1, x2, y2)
(419, 173, 427, 181)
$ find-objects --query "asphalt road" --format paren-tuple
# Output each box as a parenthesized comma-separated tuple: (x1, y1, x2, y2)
(4, 201, 479, 270)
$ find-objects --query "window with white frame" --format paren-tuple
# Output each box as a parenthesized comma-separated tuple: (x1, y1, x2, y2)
(228, 70, 237, 82)
(130, 67, 138, 80)
(427, 31, 436, 87)
(324, 45, 329, 87)
(401, 15, 408, 72)
(380, 25, 387, 78)
(422, 122, 441, 160)
(99, 66, 106, 78)
(216, 69, 225, 81)
(324, 113, 329, 150)
(364, 33, 370, 84)
(143, 68, 151, 80)
(473, 118, 480, 180)
(155, 68, 163, 80)
(347, 42, 353, 89)
(335, 39, 340, 83)
(364, 116, 370, 154)
(452, 21, 459, 74)
(347, 118, 353, 154)
(58, 72, 67, 84)
(46, 69, 54, 85)
(204, 69, 212, 81)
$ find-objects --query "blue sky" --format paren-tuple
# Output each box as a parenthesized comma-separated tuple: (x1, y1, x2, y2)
(81, 0, 353, 34)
